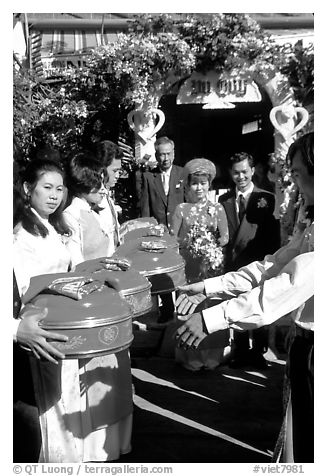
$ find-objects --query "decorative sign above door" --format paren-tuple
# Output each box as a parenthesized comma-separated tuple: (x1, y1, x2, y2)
(177, 71, 262, 108)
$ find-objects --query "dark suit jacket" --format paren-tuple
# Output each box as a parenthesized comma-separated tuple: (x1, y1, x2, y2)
(138, 164, 185, 230)
(219, 185, 280, 271)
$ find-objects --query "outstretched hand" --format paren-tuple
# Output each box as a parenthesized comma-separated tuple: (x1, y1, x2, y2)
(174, 312, 208, 350)
(16, 304, 68, 364)
(176, 281, 206, 315)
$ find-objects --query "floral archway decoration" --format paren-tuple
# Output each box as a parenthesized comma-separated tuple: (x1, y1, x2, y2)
(13, 13, 313, 225)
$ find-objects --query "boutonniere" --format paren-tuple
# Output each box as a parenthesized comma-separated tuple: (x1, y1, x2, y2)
(207, 205, 216, 217)
(176, 179, 183, 189)
(257, 197, 268, 208)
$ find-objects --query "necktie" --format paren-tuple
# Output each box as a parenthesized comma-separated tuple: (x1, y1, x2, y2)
(238, 194, 246, 223)
(162, 173, 169, 195)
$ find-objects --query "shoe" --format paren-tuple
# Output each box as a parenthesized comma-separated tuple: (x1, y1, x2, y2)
(248, 350, 268, 370)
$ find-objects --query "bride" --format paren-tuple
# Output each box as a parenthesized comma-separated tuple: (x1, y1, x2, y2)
(171, 158, 230, 370)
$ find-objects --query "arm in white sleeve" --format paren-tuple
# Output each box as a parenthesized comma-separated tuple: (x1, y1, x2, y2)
(204, 233, 304, 300)
(63, 211, 84, 268)
(13, 238, 37, 296)
(203, 252, 313, 333)
(12, 318, 21, 342)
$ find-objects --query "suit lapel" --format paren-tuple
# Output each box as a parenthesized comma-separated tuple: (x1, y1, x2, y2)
(168, 165, 180, 198)
(153, 172, 167, 205)
(233, 188, 258, 257)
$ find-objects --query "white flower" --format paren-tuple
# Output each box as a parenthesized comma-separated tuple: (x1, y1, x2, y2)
(186, 222, 224, 273)
(257, 198, 268, 208)
(208, 206, 215, 217)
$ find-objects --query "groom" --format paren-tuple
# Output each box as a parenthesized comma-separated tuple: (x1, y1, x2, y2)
(218, 152, 280, 369)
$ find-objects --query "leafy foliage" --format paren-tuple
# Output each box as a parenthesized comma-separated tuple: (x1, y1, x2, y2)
(86, 30, 195, 109)
(13, 13, 314, 211)
(279, 40, 314, 103)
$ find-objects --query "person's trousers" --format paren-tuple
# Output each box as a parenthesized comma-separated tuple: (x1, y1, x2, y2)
(289, 328, 314, 462)
(233, 326, 269, 355)
(13, 345, 41, 462)
(157, 293, 175, 323)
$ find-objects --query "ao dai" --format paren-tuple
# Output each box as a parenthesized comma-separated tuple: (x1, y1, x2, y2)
(171, 200, 230, 371)
(14, 207, 132, 462)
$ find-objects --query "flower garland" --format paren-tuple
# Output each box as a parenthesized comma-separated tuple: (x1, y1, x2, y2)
(14, 13, 313, 195)
(87, 31, 196, 109)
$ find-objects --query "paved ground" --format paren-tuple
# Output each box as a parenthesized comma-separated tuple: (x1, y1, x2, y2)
(119, 320, 289, 463)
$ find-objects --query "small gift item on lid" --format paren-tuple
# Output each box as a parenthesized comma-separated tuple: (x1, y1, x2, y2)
(140, 240, 168, 252)
(112, 241, 186, 295)
(47, 275, 105, 300)
(146, 224, 165, 237)
(120, 217, 158, 241)
(102, 257, 132, 271)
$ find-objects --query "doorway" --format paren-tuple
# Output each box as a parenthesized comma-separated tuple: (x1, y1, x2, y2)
(158, 82, 275, 188)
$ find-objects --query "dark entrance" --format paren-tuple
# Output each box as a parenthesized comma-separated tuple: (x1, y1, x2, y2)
(158, 82, 275, 188)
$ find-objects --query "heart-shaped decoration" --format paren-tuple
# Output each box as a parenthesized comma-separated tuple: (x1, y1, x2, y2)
(269, 105, 309, 141)
(127, 108, 165, 143)
(98, 325, 119, 345)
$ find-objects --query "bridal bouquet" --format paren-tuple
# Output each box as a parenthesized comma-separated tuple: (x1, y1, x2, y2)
(186, 222, 224, 275)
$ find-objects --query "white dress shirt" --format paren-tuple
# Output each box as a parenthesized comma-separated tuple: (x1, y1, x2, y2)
(63, 197, 91, 267)
(202, 220, 314, 333)
(95, 194, 120, 257)
(161, 166, 172, 195)
(235, 181, 254, 214)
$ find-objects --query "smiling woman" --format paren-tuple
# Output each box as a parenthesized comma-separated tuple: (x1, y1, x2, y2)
(171, 158, 230, 371)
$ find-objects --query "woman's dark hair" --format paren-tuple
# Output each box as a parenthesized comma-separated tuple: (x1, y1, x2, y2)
(229, 152, 255, 169)
(35, 146, 61, 162)
(66, 151, 106, 196)
(287, 132, 314, 176)
(14, 158, 71, 237)
(94, 140, 124, 167)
